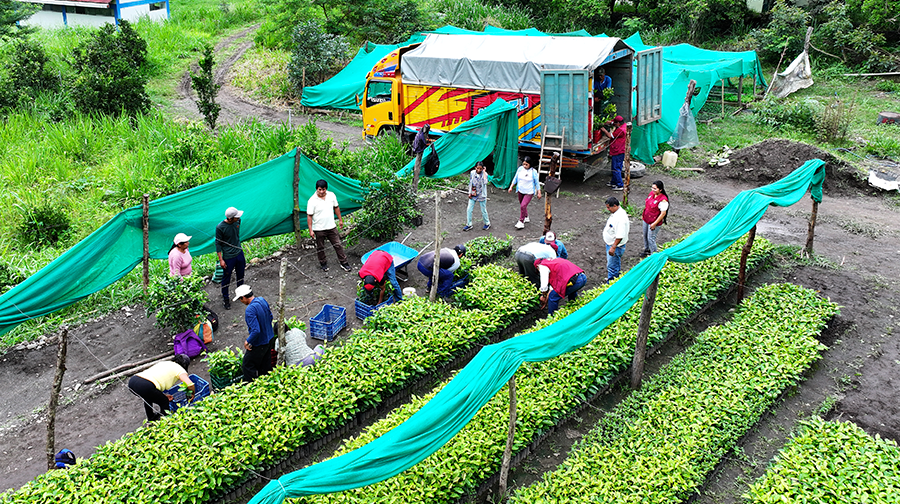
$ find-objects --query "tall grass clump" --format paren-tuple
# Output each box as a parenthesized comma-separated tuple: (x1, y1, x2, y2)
(428, 0, 533, 32)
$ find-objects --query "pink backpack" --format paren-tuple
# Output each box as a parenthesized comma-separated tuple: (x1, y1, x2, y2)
(173, 329, 207, 358)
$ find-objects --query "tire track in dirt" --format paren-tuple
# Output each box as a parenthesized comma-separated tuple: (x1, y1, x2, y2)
(171, 24, 363, 149)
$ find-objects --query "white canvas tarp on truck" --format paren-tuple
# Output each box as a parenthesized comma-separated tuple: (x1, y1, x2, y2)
(400, 34, 633, 93)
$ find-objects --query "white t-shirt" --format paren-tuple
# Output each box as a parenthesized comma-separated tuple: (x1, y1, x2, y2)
(517, 242, 557, 260)
(514, 166, 539, 194)
(603, 207, 630, 246)
(307, 191, 338, 231)
(658, 200, 669, 212)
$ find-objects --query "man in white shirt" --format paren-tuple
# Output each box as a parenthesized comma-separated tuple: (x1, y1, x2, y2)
(603, 196, 630, 283)
(307, 179, 352, 272)
(514, 241, 557, 287)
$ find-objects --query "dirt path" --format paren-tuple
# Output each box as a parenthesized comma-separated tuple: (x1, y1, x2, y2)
(1, 142, 898, 497)
(169, 24, 363, 149)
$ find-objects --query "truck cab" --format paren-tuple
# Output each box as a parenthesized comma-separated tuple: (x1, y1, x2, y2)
(361, 45, 418, 139)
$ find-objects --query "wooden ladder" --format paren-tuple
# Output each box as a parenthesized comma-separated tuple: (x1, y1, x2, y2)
(537, 125, 565, 196)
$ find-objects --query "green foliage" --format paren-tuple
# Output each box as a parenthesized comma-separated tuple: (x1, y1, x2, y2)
(284, 315, 307, 331)
(429, 0, 533, 32)
(849, 0, 900, 35)
(145, 274, 209, 332)
(0, 0, 38, 41)
(330, 0, 425, 45)
(813, 1, 896, 72)
(190, 44, 221, 130)
(815, 97, 855, 143)
(747, 0, 810, 62)
(70, 20, 150, 116)
(746, 417, 900, 503)
(16, 203, 72, 247)
(354, 177, 421, 242)
(751, 96, 821, 133)
(0, 262, 24, 295)
(463, 234, 513, 266)
(203, 346, 243, 380)
(680, 0, 751, 42)
(287, 19, 351, 94)
(875, 80, 900, 93)
(3, 39, 58, 101)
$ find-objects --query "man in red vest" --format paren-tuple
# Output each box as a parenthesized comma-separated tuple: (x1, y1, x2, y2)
(359, 250, 404, 301)
(534, 258, 587, 315)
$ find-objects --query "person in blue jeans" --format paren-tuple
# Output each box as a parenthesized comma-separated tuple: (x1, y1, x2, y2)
(535, 258, 587, 315)
(463, 161, 491, 231)
(416, 245, 467, 297)
(603, 196, 630, 282)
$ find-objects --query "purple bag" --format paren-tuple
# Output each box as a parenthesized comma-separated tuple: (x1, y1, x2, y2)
(173, 329, 207, 358)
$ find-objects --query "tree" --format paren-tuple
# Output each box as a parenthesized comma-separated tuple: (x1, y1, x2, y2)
(287, 19, 350, 95)
(70, 20, 150, 116)
(0, 0, 38, 41)
(190, 44, 221, 130)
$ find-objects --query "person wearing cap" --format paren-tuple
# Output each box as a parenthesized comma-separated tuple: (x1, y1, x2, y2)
(535, 257, 587, 315)
(538, 231, 568, 260)
(216, 206, 245, 310)
(307, 179, 352, 273)
(416, 245, 467, 297)
(127, 354, 194, 422)
(514, 241, 557, 287)
(168, 232, 193, 277)
(603, 196, 630, 283)
(508, 156, 541, 229)
(463, 161, 490, 232)
(234, 284, 275, 382)
(600, 115, 628, 190)
(358, 250, 403, 301)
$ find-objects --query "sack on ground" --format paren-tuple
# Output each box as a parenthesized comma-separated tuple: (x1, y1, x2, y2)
(274, 328, 316, 366)
(194, 320, 214, 344)
(174, 329, 207, 358)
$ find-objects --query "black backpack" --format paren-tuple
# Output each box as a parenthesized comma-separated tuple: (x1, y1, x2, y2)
(423, 144, 440, 177)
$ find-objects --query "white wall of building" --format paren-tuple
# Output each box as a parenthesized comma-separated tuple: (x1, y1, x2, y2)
(22, 1, 168, 28)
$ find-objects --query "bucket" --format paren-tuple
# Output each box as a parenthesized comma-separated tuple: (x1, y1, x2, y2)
(403, 287, 417, 297)
(662, 151, 678, 168)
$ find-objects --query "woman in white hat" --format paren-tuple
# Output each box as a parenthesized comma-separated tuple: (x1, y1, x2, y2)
(168, 232, 193, 277)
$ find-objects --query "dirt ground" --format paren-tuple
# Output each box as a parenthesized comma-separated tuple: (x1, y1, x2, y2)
(2, 137, 898, 497)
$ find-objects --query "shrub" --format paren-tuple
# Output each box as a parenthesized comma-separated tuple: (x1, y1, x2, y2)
(0, 262, 24, 295)
(70, 20, 150, 116)
(286, 20, 350, 95)
(354, 177, 421, 241)
(751, 96, 820, 133)
(747, 0, 810, 63)
(815, 97, 855, 143)
(158, 123, 220, 196)
(0, 0, 39, 41)
(875, 80, 900, 92)
(813, 1, 896, 72)
(145, 274, 209, 333)
(4, 38, 57, 99)
(190, 44, 221, 130)
(16, 203, 72, 247)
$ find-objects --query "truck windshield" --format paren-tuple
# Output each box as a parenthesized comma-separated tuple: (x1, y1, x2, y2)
(366, 81, 392, 107)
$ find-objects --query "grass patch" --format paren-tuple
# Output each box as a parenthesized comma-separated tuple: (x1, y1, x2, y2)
(230, 45, 292, 106)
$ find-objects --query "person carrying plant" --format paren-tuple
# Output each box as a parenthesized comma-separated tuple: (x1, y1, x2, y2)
(216, 206, 245, 310)
(127, 354, 194, 422)
(603, 196, 630, 283)
(600, 115, 627, 190)
(534, 257, 587, 315)
(593, 66, 612, 114)
(234, 284, 274, 383)
(307, 179, 352, 273)
(416, 245, 467, 297)
(538, 230, 568, 259)
(359, 250, 403, 302)
(514, 241, 557, 288)
(463, 161, 491, 232)
(507, 156, 541, 229)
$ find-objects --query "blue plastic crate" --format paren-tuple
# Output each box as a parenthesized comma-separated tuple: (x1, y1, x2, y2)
(310, 304, 346, 342)
(355, 295, 395, 321)
(166, 374, 211, 413)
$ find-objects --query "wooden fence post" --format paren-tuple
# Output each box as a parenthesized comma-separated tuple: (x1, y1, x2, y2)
(631, 274, 660, 389)
(430, 192, 441, 302)
(412, 151, 423, 194)
(277, 259, 287, 366)
(293, 149, 302, 246)
(498, 375, 517, 498)
(806, 199, 819, 255)
(142, 194, 149, 298)
(46, 327, 68, 470)
(737, 225, 757, 303)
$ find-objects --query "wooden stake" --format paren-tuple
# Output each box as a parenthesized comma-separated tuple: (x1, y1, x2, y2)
(721, 79, 725, 117)
(46, 328, 68, 470)
(806, 199, 819, 255)
(631, 274, 660, 390)
(622, 124, 633, 207)
(142, 194, 149, 298)
(277, 258, 287, 366)
(292, 149, 302, 246)
(498, 375, 517, 497)
(738, 75, 744, 108)
(737, 225, 757, 303)
(430, 192, 441, 302)
(82, 351, 173, 384)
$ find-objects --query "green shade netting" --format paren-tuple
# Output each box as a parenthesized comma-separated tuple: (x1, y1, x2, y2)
(299, 34, 425, 110)
(250, 159, 825, 503)
(0, 152, 366, 336)
(396, 99, 519, 188)
(622, 32, 767, 164)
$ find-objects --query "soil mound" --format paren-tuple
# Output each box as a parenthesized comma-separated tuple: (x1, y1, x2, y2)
(708, 139, 873, 197)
